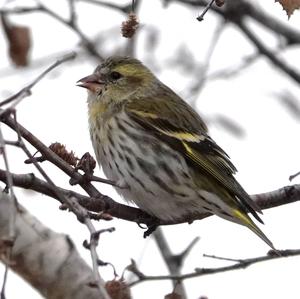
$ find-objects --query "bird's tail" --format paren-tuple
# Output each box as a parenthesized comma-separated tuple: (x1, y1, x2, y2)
(232, 209, 276, 250)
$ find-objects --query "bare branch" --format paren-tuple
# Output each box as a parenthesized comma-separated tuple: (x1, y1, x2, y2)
(0, 52, 77, 109)
(0, 262, 8, 299)
(84, 220, 112, 299)
(163, 0, 223, 16)
(78, 0, 132, 14)
(68, 0, 77, 26)
(273, 90, 300, 120)
(0, 192, 107, 299)
(10, 112, 110, 298)
(38, 3, 103, 60)
(128, 249, 300, 286)
(187, 20, 225, 105)
(0, 119, 18, 299)
(14, 112, 112, 298)
(243, 1, 300, 45)
(153, 228, 187, 298)
(170, 0, 300, 47)
(203, 253, 245, 263)
(153, 229, 199, 298)
(290, 171, 300, 182)
(166, 0, 300, 85)
(178, 237, 200, 260)
(1, 111, 102, 198)
(0, 166, 299, 228)
(0, 169, 155, 225)
(251, 185, 300, 210)
(236, 20, 300, 85)
(0, 5, 102, 60)
(207, 53, 260, 80)
(0, 124, 17, 240)
(197, 0, 216, 21)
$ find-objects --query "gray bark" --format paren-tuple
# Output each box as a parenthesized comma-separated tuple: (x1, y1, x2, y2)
(0, 191, 104, 299)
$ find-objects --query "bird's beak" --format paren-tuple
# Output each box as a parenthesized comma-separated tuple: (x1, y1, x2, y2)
(76, 73, 105, 93)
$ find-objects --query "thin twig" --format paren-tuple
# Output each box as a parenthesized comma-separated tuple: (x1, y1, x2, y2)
(289, 171, 300, 182)
(0, 5, 102, 59)
(24, 153, 120, 188)
(85, 221, 114, 299)
(236, 20, 300, 85)
(128, 249, 300, 286)
(131, 0, 136, 12)
(12, 112, 75, 212)
(90, 175, 124, 188)
(188, 19, 225, 105)
(241, 0, 300, 45)
(1, 112, 103, 198)
(203, 253, 244, 263)
(208, 53, 260, 80)
(39, 3, 103, 60)
(197, 0, 215, 21)
(68, 0, 77, 26)
(179, 237, 200, 260)
(0, 265, 8, 299)
(78, 0, 132, 14)
(0, 52, 77, 110)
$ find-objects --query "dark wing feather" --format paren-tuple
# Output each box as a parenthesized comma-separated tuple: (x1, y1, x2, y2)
(125, 89, 262, 221)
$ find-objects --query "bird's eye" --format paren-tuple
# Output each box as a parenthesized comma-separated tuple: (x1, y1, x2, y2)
(110, 71, 122, 80)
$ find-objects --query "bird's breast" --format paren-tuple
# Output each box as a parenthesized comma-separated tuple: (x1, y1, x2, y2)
(89, 110, 123, 181)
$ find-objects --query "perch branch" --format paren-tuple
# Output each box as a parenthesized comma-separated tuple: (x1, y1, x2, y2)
(0, 167, 299, 227)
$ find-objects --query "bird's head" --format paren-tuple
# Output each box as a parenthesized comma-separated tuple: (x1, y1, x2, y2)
(77, 56, 155, 103)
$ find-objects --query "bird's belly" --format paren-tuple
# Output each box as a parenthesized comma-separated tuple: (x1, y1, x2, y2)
(90, 115, 211, 221)
(103, 145, 197, 221)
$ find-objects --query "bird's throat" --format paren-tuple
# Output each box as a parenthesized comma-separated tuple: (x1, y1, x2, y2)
(88, 100, 110, 123)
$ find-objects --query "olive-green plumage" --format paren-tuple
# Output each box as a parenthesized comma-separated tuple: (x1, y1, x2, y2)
(77, 56, 275, 249)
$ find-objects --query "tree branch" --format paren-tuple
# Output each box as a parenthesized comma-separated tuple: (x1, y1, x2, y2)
(6, 113, 111, 298)
(0, 5, 103, 60)
(0, 191, 106, 299)
(0, 52, 77, 110)
(242, 0, 300, 45)
(167, 0, 300, 85)
(235, 20, 300, 85)
(128, 249, 300, 286)
(196, 0, 216, 21)
(78, 0, 132, 14)
(0, 167, 299, 227)
(0, 169, 155, 225)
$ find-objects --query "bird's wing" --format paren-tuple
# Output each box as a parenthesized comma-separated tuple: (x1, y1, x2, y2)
(125, 91, 263, 220)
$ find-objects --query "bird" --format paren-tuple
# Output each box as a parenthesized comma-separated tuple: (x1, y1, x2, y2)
(77, 56, 275, 249)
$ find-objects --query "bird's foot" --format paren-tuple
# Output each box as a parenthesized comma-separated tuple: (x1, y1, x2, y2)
(143, 218, 160, 238)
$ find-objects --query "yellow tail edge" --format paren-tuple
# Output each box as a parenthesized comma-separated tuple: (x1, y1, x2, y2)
(232, 209, 278, 252)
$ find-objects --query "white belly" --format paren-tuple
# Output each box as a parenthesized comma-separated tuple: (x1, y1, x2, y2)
(90, 112, 213, 220)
